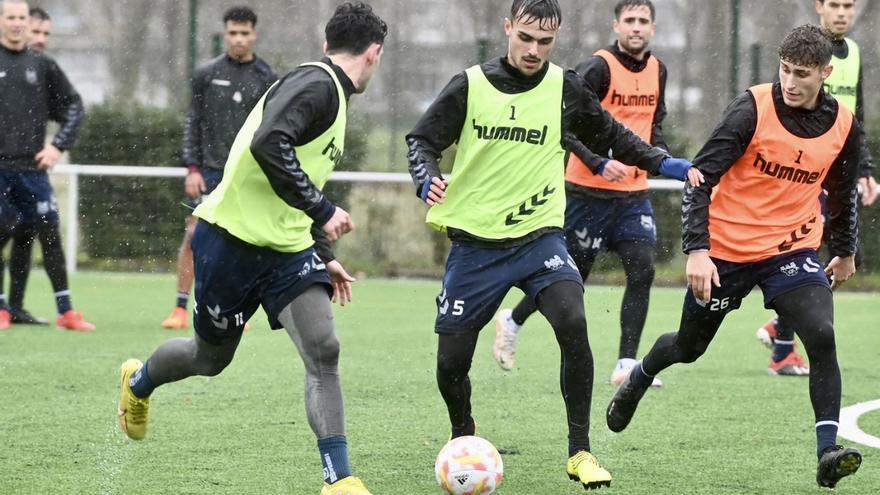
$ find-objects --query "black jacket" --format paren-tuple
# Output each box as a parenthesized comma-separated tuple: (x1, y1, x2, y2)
(0, 45, 83, 170)
(406, 56, 668, 246)
(682, 83, 861, 258)
(249, 58, 357, 262)
(182, 54, 277, 170)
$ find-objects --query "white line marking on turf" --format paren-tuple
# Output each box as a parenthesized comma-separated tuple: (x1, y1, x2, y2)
(839, 399, 880, 449)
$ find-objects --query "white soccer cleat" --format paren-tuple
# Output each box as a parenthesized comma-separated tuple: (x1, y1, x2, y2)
(493, 309, 520, 371)
(610, 359, 662, 388)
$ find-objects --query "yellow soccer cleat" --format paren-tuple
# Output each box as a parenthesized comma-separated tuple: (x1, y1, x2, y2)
(118, 359, 151, 440)
(320, 476, 372, 495)
(567, 451, 612, 490)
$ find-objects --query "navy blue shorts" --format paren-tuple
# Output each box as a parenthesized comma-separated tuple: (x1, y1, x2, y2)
(184, 168, 224, 212)
(435, 231, 582, 334)
(683, 249, 830, 318)
(564, 194, 656, 263)
(190, 220, 332, 345)
(0, 170, 59, 230)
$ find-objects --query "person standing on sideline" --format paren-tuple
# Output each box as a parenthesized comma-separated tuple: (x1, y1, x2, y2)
(754, 0, 876, 376)
(0, 0, 92, 331)
(495, 0, 667, 389)
(161, 5, 277, 330)
(606, 25, 863, 489)
(407, 0, 700, 489)
(118, 4, 386, 495)
(0, 4, 53, 326)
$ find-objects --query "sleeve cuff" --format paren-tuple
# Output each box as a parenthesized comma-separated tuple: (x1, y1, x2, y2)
(186, 164, 201, 174)
(306, 197, 336, 226)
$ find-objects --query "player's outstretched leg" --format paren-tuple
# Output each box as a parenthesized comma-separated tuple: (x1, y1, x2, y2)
(280, 287, 372, 494)
(773, 285, 861, 488)
(608, 289, 727, 432)
(117, 333, 240, 440)
(537, 281, 611, 490)
(118, 359, 151, 440)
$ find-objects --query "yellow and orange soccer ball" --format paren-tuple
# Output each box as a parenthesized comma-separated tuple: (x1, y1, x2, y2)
(435, 436, 504, 494)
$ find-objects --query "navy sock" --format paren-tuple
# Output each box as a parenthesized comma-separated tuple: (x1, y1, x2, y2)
(129, 360, 157, 398)
(176, 292, 189, 309)
(772, 340, 795, 363)
(629, 361, 654, 389)
(55, 290, 72, 314)
(816, 421, 839, 458)
(318, 436, 351, 484)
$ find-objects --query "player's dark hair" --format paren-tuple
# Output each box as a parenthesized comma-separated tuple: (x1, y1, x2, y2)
(816, 0, 856, 4)
(510, 0, 562, 30)
(614, 0, 655, 21)
(778, 24, 833, 68)
(29, 6, 50, 21)
(325, 2, 388, 56)
(223, 6, 257, 27)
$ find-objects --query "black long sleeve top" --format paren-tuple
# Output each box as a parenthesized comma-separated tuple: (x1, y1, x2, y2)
(0, 45, 84, 170)
(182, 53, 277, 170)
(248, 57, 357, 262)
(682, 83, 861, 258)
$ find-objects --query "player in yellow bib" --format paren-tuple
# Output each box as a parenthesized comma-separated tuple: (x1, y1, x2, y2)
(496, 0, 669, 389)
(116, 4, 387, 494)
(406, 0, 701, 490)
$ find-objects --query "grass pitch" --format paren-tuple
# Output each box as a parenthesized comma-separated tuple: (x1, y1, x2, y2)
(0, 273, 877, 494)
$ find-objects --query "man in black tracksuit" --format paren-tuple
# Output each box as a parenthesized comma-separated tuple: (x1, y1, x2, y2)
(161, 5, 277, 330)
(0, 0, 90, 331)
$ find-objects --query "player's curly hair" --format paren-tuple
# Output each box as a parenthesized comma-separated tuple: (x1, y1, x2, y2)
(325, 2, 388, 56)
(511, 0, 562, 30)
(778, 24, 834, 68)
(223, 6, 257, 27)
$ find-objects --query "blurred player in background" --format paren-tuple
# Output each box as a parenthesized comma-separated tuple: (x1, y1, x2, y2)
(161, 5, 277, 330)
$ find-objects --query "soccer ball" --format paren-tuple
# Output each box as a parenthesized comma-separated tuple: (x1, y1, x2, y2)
(435, 435, 504, 495)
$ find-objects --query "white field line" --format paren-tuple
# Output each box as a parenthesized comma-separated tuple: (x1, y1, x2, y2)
(838, 399, 880, 449)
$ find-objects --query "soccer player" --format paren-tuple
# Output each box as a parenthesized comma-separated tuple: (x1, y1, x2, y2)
(495, 0, 667, 388)
(26, 5, 48, 52)
(0, 0, 93, 331)
(117, 3, 386, 494)
(407, 0, 699, 489)
(161, 5, 277, 330)
(755, 0, 876, 376)
(606, 25, 863, 489)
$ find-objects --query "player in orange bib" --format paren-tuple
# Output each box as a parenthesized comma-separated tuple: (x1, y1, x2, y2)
(606, 25, 862, 489)
(495, 0, 667, 387)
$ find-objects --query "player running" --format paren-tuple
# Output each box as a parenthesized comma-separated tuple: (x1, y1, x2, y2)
(606, 25, 863, 489)
(755, 0, 876, 377)
(495, 0, 667, 389)
(407, 0, 700, 489)
(118, 4, 386, 494)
